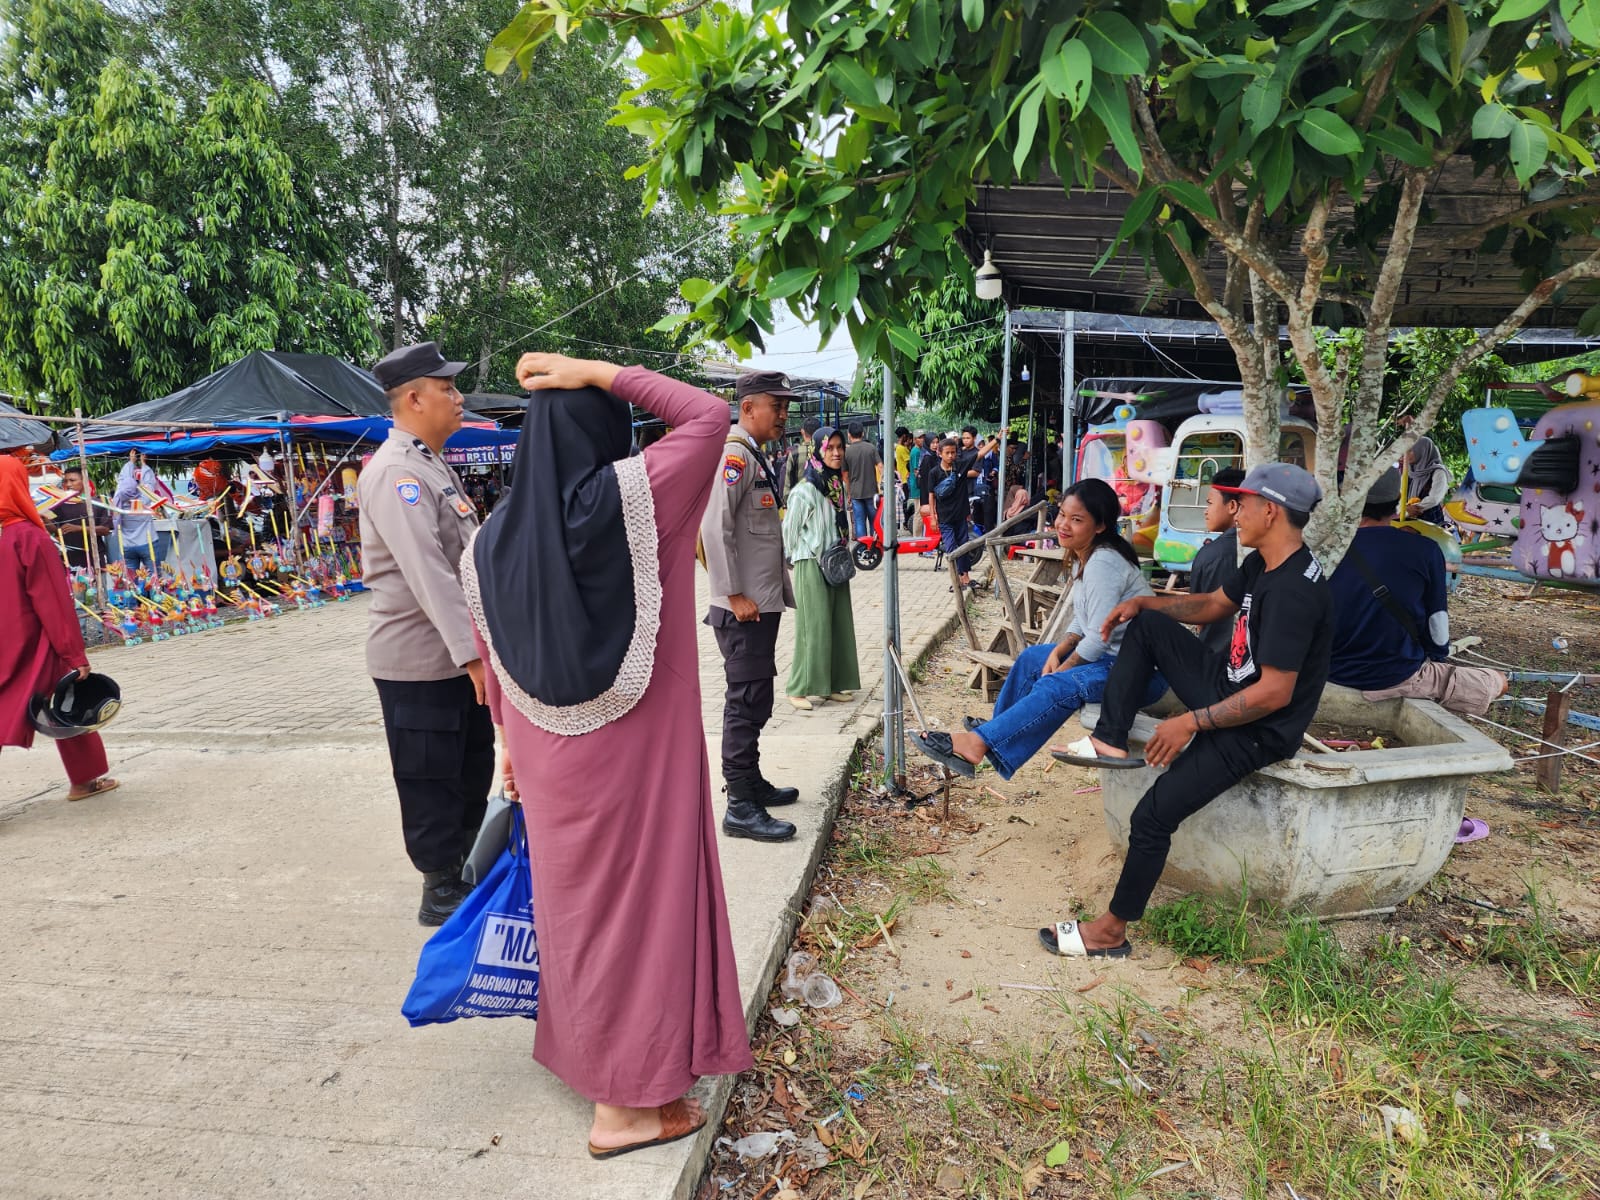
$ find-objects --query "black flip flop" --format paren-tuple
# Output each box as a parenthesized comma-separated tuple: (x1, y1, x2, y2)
(911, 731, 977, 778)
(1050, 743, 1147, 770)
(962, 715, 984, 733)
(1038, 921, 1134, 958)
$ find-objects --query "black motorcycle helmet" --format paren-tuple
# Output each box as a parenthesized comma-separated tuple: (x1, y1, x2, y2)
(29, 671, 122, 740)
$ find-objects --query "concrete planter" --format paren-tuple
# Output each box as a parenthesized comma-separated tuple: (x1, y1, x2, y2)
(1085, 686, 1513, 917)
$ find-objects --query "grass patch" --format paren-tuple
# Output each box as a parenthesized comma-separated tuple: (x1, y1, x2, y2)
(1142, 892, 1254, 960)
(1479, 875, 1600, 1000)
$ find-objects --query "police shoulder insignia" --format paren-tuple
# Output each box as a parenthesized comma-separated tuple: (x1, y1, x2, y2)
(723, 455, 745, 486)
(395, 477, 422, 505)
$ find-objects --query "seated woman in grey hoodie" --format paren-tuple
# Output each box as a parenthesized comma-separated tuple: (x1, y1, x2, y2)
(912, 478, 1166, 779)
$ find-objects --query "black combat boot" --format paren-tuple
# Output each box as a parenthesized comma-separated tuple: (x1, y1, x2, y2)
(723, 785, 797, 842)
(750, 777, 799, 807)
(418, 869, 473, 927)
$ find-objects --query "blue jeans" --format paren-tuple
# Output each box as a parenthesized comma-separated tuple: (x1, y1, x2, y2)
(977, 642, 1167, 780)
(851, 498, 876, 540)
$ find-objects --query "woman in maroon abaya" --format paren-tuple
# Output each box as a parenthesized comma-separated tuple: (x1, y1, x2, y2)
(0, 456, 118, 798)
(462, 353, 752, 1159)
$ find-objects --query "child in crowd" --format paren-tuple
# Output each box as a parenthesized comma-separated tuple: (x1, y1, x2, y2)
(1185, 467, 1244, 657)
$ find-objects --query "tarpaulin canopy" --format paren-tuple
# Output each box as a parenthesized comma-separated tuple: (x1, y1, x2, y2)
(79, 352, 389, 441)
(0, 398, 53, 450)
(50, 414, 517, 461)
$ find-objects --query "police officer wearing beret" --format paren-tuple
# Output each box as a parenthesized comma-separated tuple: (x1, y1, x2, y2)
(701, 371, 802, 842)
(360, 341, 494, 924)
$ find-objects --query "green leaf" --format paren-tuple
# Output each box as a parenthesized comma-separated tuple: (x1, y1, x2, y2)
(1296, 108, 1362, 156)
(1167, 0, 1207, 30)
(886, 323, 923, 359)
(1044, 1142, 1073, 1168)
(1560, 68, 1600, 129)
(1259, 133, 1294, 213)
(831, 58, 885, 113)
(1564, 0, 1600, 42)
(1368, 126, 1434, 167)
(1260, 0, 1321, 12)
(962, 0, 985, 32)
(1395, 86, 1442, 134)
(764, 266, 817, 300)
(1446, 2, 1468, 83)
(1489, 0, 1548, 24)
(1014, 84, 1046, 173)
(909, 3, 941, 66)
(1040, 39, 1094, 116)
(1471, 103, 1517, 138)
(1508, 120, 1549, 183)
(1088, 73, 1145, 173)
(1241, 77, 1282, 137)
(1096, 187, 1160, 271)
(1081, 11, 1151, 76)
(680, 278, 714, 304)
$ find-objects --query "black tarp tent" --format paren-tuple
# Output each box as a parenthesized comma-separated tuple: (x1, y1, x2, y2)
(81, 352, 388, 440)
(0, 397, 52, 450)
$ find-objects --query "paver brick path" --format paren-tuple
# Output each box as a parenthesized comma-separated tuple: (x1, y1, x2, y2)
(0, 556, 962, 1200)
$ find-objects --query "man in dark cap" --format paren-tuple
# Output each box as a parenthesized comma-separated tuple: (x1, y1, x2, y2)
(1047, 462, 1333, 959)
(360, 341, 494, 925)
(700, 370, 801, 842)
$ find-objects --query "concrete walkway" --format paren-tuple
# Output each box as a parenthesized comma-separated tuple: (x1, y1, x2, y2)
(0, 557, 960, 1200)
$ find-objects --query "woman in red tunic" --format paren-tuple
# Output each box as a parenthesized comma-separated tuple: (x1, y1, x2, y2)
(463, 354, 752, 1159)
(0, 456, 118, 798)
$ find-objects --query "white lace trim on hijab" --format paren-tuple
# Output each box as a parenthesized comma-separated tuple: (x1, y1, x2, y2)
(461, 453, 661, 736)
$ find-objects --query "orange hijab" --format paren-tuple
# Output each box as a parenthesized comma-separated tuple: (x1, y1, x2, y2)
(0, 455, 46, 530)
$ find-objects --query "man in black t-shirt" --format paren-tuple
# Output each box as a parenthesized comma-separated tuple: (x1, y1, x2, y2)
(1185, 466, 1245, 656)
(1045, 462, 1332, 960)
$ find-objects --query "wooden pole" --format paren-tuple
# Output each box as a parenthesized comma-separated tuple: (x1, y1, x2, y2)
(1535, 687, 1573, 794)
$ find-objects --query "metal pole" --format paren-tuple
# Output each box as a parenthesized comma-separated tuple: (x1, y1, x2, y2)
(1062, 311, 1077, 485)
(73, 407, 107, 622)
(277, 416, 300, 574)
(998, 315, 1011, 531)
(1025, 372, 1036, 499)
(881, 365, 905, 790)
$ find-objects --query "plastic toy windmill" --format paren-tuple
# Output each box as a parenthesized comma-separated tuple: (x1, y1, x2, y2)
(32, 483, 75, 517)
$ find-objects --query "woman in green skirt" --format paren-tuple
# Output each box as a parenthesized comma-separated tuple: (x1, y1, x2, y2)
(782, 427, 861, 711)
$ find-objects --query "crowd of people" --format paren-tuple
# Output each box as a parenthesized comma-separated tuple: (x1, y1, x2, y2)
(0, 342, 1499, 1162)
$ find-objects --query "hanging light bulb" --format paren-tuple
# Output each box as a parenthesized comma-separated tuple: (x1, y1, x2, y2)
(974, 249, 1003, 301)
(1020, 364, 1030, 382)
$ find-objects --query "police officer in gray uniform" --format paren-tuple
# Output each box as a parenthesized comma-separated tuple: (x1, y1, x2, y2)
(701, 371, 802, 842)
(360, 342, 494, 924)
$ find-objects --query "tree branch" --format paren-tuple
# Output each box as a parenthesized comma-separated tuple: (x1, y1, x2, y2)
(1351, 168, 1427, 421)
(1434, 187, 1600, 250)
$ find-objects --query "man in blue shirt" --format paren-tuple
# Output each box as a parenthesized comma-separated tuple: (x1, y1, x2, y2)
(1328, 467, 1504, 715)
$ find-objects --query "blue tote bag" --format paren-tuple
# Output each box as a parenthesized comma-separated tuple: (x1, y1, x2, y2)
(402, 805, 539, 1026)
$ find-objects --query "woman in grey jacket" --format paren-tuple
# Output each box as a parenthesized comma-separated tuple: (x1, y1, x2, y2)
(912, 478, 1166, 778)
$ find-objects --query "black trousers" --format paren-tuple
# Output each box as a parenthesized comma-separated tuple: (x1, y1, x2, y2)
(707, 607, 781, 790)
(374, 675, 495, 874)
(1092, 612, 1279, 922)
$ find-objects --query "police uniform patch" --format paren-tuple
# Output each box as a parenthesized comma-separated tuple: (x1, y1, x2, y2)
(396, 477, 422, 505)
(455, 499, 473, 517)
(760, 492, 776, 508)
(723, 455, 746, 486)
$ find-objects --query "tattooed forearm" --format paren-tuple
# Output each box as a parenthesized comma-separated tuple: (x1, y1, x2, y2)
(1152, 591, 1231, 624)
(1198, 689, 1278, 730)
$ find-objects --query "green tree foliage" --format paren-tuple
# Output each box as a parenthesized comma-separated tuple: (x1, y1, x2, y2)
(490, 0, 1600, 560)
(138, 0, 730, 380)
(0, 0, 377, 416)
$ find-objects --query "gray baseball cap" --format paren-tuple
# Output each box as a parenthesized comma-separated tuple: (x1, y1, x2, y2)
(1213, 461, 1323, 514)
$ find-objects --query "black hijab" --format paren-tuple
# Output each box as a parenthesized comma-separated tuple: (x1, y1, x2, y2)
(467, 386, 657, 727)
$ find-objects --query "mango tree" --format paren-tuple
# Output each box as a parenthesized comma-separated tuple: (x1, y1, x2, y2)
(491, 0, 1600, 558)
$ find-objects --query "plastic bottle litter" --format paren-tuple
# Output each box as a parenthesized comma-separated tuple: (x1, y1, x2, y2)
(781, 949, 844, 1008)
(780, 952, 817, 1002)
(723, 1130, 796, 1160)
(801, 973, 843, 1008)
